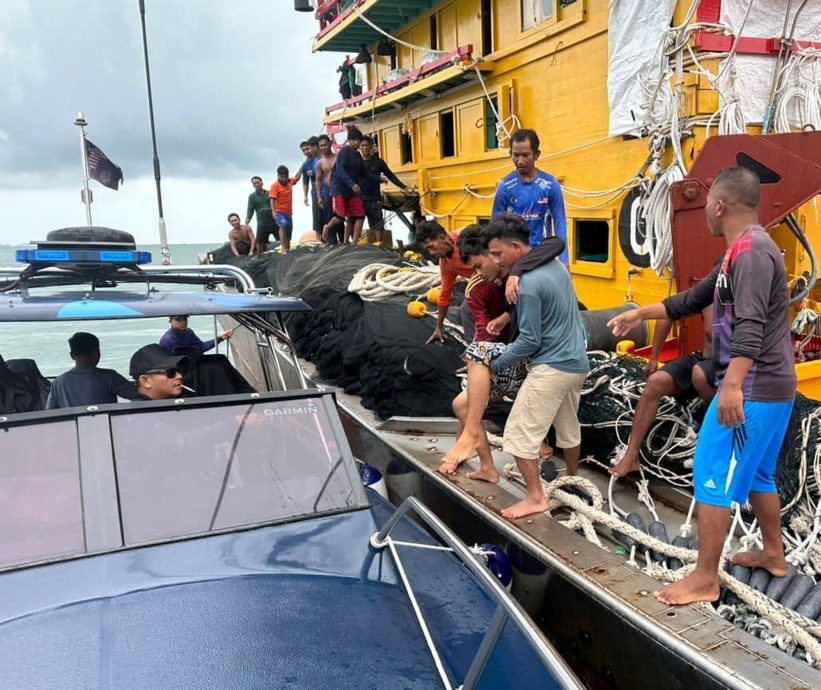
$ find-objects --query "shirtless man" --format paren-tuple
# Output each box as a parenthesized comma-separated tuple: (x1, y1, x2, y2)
(227, 212, 255, 256)
(314, 134, 341, 244)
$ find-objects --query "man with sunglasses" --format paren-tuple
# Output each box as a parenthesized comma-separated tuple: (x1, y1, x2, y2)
(160, 315, 233, 354)
(128, 344, 190, 401)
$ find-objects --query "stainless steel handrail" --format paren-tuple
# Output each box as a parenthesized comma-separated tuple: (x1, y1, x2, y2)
(371, 496, 583, 690)
(142, 264, 255, 292)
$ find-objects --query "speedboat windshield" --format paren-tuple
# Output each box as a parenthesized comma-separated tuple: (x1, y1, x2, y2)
(0, 392, 368, 571)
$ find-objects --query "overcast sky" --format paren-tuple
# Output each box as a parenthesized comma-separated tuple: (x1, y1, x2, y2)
(0, 0, 343, 247)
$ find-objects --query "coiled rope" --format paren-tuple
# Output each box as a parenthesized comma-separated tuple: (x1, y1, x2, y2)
(348, 263, 441, 301)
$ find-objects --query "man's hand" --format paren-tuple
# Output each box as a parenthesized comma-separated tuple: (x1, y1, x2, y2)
(717, 385, 745, 428)
(608, 310, 642, 338)
(220, 329, 234, 342)
(426, 327, 445, 344)
(486, 313, 510, 337)
(318, 196, 324, 209)
(303, 197, 309, 207)
(643, 358, 659, 379)
(352, 184, 361, 195)
(505, 275, 521, 304)
(380, 174, 389, 184)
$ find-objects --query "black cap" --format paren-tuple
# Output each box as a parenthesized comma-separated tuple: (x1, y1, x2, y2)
(129, 344, 188, 378)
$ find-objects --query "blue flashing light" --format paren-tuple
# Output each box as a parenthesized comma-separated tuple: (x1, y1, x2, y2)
(15, 249, 152, 265)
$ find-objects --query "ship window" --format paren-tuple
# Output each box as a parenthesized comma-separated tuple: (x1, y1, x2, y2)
(401, 131, 414, 164)
(575, 220, 610, 263)
(440, 111, 455, 158)
(430, 15, 438, 51)
(521, 0, 554, 30)
(481, 0, 493, 56)
(485, 96, 499, 150)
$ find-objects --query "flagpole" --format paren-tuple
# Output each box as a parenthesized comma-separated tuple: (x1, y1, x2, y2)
(138, 0, 171, 266)
(74, 112, 93, 226)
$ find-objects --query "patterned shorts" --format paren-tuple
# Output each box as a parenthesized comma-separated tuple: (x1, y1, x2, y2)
(464, 341, 529, 402)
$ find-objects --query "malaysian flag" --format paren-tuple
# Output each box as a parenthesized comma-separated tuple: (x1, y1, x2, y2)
(85, 139, 124, 190)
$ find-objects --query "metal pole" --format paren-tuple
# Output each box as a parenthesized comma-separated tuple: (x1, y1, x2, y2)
(138, 0, 171, 265)
(74, 112, 93, 226)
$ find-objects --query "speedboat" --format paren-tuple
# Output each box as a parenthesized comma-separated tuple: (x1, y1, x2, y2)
(0, 228, 580, 689)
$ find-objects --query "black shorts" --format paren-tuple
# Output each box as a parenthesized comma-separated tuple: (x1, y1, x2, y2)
(662, 352, 715, 395)
(363, 199, 383, 231)
(311, 196, 323, 233)
(257, 224, 278, 244)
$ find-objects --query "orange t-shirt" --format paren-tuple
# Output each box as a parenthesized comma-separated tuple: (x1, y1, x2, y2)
(269, 177, 298, 216)
(438, 231, 474, 308)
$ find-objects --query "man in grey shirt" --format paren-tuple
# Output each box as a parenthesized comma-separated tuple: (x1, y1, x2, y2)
(46, 332, 128, 409)
(487, 213, 589, 520)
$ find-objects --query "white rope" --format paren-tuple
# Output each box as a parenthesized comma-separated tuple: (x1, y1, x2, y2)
(351, 5, 449, 56)
(348, 263, 440, 301)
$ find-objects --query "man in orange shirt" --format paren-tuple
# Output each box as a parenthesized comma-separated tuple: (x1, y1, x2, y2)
(269, 165, 301, 252)
(417, 220, 474, 344)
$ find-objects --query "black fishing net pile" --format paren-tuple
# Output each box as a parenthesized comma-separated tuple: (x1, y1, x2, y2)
(210, 243, 466, 419)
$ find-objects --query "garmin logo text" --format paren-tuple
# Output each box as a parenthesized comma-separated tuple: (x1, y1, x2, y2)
(264, 404, 319, 416)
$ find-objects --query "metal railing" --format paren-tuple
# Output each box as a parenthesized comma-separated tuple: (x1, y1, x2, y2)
(370, 496, 583, 690)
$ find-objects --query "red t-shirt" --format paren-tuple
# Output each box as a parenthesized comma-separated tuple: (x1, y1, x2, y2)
(438, 232, 474, 308)
(465, 275, 508, 342)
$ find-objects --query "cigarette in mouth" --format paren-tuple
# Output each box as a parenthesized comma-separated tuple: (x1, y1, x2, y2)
(181, 385, 196, 393)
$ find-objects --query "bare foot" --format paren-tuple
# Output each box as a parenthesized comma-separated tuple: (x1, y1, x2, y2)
(440, 430, 480, 470)
(438, 456, 469, 475)
(731, 549, 788, 577)
(609, 450, 641, 478)
(501, 496, 549, 520)
(654, 572, 720, 606)
(539, 441, 553, 459)
(467, 467, 500, 483)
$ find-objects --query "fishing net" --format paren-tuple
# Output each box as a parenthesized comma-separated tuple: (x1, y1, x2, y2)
(210, 243, 466, 419)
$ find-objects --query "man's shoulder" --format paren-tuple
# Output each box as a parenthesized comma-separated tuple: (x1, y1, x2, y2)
(500, 170, 519, 186)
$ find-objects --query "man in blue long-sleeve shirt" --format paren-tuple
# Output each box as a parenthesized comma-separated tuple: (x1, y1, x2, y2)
(159, 315, 234, 354)
(328, 126, 366, 245)
(492, 129, 568, 263)
(487, 214, 588, 520)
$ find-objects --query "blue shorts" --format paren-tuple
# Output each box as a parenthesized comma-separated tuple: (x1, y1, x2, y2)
(693, 397, 793, 508)
(275, 212, 293, 240)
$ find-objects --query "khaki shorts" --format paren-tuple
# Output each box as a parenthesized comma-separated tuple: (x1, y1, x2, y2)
(503, 363, 587, 458)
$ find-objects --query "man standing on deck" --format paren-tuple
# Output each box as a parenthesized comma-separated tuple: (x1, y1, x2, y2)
(359, 135, 408, 244)
(482, 214, 588, 519)
(316, 134, 340, 244)
(300, 137, 322, 240)
(417, 220, 474, 345)
(493, 129, 568, 264)
(328, 126, 366, 245)
(245, 177, 277, 254)
(609, 167, 796, 606)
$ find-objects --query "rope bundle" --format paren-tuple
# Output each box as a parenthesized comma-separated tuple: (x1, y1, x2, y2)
(348, 263, 441, 301)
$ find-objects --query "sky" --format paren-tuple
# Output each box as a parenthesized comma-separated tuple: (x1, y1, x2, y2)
(0, 0, 344, 247)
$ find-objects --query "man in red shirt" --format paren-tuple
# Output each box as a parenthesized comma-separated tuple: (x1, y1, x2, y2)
(416, 221, 474, 344)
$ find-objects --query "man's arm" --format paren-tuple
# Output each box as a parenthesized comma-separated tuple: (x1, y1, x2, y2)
(663, 265, 720, 321)
(491, 181, 507, 218)
(302, 162, 310, 201)
(229, 235, 240, 256)
(245, 194, 254, 225)
(492, 287, 542, 371)
(45, 379, 63, 410)
(505, 237, 566, 303)
(246, 226, 256, 255)
(378, 158, 406, 188)
(427, 261, 457, 343)
(549, 181, 567, 242)
(646, 317, 673, 377)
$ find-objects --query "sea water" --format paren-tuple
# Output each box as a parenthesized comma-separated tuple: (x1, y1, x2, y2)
(0, 243, 227, 377)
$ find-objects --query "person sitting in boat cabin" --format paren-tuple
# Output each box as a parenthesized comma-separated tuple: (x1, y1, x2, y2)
(46, 332, 129, 409)
(609, 307, 716, 478)
(439, 226, 566, 482)
(416, 220, 474, 345)
(129, 344, 189, 401)
(228, 213, 256, 256)
(609, 167, 796, 606)
(492, 128, 568, 265)
(440, 225, 567, 480)
(327, 125, 367, 245)
(269, 164, 302, 253)
(160, 315, 233, 354)
(245, 176, 278, 255)
(486, 214, 588, 519)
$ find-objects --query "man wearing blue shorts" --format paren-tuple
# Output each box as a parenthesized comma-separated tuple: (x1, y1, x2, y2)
(610, 167, 796, 606)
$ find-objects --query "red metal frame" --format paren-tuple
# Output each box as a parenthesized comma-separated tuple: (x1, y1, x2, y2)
(669, 132, 821, 355)
(325, 45, 473, 117)
(315, 0, 366, 38)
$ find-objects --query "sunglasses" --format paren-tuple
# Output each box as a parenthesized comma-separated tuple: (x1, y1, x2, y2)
(145, 366, 183, 379)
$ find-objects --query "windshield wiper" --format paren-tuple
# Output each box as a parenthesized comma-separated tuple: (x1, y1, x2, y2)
(208, 404, 253, 531)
